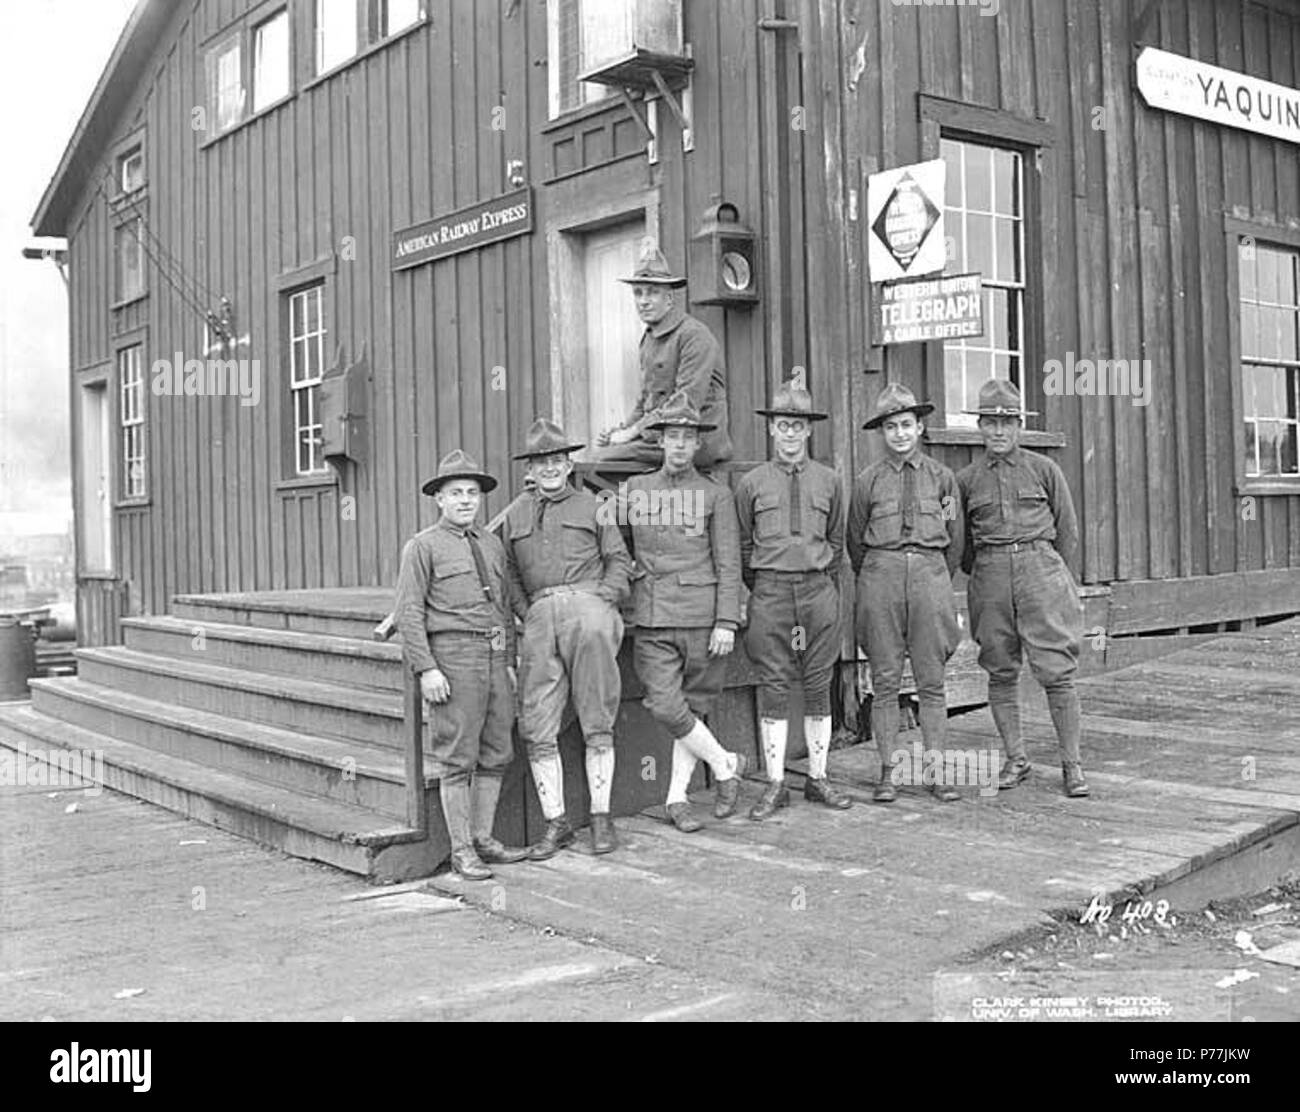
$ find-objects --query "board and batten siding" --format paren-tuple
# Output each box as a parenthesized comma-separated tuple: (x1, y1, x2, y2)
(811, 0, 1300, 595)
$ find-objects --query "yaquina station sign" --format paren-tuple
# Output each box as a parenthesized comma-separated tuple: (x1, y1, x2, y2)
(1137, 47, 1300, 145)
(392, 188, 533, 270)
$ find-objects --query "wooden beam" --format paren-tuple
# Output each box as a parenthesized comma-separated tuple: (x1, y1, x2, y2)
(1108, 570, 1300, 635)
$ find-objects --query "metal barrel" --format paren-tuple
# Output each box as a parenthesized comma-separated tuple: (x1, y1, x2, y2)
(0, 616, 37, 700)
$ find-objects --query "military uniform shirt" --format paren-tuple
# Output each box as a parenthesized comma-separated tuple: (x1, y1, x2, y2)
(628, 303, 729, 443)
(502, 485, 632, 613)
(848, 451, 964, 578)
(957, 447, 1079, 572)
(394, 518, 515, 674)
(622, 466, 741, 630)
(735, 458, 845, 582)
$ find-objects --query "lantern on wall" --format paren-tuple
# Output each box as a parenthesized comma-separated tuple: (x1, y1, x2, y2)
(690, 203, 759, 308)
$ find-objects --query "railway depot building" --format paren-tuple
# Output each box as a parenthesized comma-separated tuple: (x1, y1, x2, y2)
(8, 0, 1300, 876)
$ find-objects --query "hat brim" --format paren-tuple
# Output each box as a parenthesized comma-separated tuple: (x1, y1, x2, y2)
(646, 420, 718, 433)
(863, 402, 935, 430)
(513, 443, 586, 461)
(619, 276, 688, 288)
(965, 407, 1039, 418)
(756, 408, 830, 422)
(422, 472, 498, 496)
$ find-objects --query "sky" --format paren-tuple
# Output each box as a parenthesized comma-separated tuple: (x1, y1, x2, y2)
(0, 0, 139, 536)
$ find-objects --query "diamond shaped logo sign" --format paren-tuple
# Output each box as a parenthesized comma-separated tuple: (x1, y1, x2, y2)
(867, 159, 947, 283)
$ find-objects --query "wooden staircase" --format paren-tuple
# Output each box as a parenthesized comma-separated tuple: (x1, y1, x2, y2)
(0, 590, 451, 881)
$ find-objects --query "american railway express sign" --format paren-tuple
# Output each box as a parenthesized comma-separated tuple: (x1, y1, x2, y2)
(392, 188, 533, 271)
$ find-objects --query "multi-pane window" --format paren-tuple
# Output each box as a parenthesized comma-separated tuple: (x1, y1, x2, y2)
(941, 137, 1026, 427)
(316, 0, 359, 74)
(119, 346, 146, 499)
(114, 219, 145, 302)
(1240, 241, 1300, 479)
(253, 10, 290, 112)
(289, 285, 328, 476)
(548, 0, 614, 118)
(376, 0, 422, 37)
(118, 146, 144, 194)
(207, 33, 245, 134)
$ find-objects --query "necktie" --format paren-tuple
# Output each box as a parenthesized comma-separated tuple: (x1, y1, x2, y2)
(901, 463, 916, 538)
(465, 531, 494, 603)
(789, 467, 802, 536)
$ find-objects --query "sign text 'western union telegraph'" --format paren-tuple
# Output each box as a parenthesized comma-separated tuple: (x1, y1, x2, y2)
(392, 188, 533, 270)
(875, 273, 984, 346)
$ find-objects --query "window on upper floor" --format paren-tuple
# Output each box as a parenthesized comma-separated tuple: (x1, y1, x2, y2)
(114, 218, 146, 303)
(118, 146, 144, 194)
(207, 31, 246, 134)
(1239, 240, 1300, 481)
(940, 136, 1027, 429)
(374, 0, 422, 38)
(548, 0, 616, 118)
(316, 0, 359, 74)
(253, 9, 291, 112)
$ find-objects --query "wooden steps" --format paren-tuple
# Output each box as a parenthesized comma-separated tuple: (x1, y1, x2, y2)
(0, 590, 447, 882)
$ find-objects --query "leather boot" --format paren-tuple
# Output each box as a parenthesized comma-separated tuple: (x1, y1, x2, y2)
(665, 802, 703, 833)
(713, 752, 749, 819)
(449, 847, 493, 881)
(748, 780, 790, 822)
(474, 836, 530, 865)
(874, 745, 898, 803)
(930, 782, 961, 803)
(528, 815, 574, 861)
(805, 777, 852, 809)
(998, 756, 1032, 790)
(589, 813, 618, 854)
(1063, 762, 1091, 798)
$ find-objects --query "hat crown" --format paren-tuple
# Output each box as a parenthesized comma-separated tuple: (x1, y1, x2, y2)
(975, 379, 1024, 413)
(518, 417, 583, 458)
(871, 383, 922, 420)
(769, 381, 816, 414)
(653, 390, 706, 427)
(437, 448, 483, 479)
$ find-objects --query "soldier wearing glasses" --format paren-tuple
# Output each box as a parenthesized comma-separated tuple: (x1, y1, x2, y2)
(620, 391, 748, 833)
(503, 419, 634, 858)
(957, 379, 1090, 799)
(394, 450, 529, 882)
(735, 381, 852, 821)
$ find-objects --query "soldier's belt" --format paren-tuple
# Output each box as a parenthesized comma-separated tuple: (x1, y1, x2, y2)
(975, 539, 1054, 555)
(531, 581, 604, 602)
(754, 568, 832, 579)
(867, 544, 944, 557)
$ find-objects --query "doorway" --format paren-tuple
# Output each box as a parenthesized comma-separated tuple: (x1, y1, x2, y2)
(77, 380, 113, 575)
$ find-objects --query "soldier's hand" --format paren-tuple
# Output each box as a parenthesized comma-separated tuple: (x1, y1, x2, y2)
(708, 627, 736, 657)
(609, 425, 639, 446)
(595, 427, 614, 447)
(507, 665, 518, 695)
(420, 668, 451, 706)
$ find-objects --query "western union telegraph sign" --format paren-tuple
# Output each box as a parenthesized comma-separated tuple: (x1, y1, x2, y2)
(392, 188, 533, 270)
(875, 273, 984, 346)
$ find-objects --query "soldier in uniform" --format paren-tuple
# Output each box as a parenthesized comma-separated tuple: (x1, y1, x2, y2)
(394, 449, 530, 881)
(503, 419, 634, 857)
(734, 381, 853, 821)
(848, 384, 964, 803)
(956, 379, 1091, 798)
(620, 391, 749, 832)
(592, 244, 733, 471)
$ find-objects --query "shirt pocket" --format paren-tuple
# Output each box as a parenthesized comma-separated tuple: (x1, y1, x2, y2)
(1016, 487, 1050, 528)
(753, 491, 783, 540)
(916, 496, 950, 545)
(433, 558, 483, 609)
(865, 498, 902, 547)
(559, 518, 599, 570)
(809, 489, 832, 536)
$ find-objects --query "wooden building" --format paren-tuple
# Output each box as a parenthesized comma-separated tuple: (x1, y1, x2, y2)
(6, 0, 1299, 877)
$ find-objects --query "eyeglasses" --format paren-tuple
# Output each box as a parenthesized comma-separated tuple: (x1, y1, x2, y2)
(775, 420, 808, 435)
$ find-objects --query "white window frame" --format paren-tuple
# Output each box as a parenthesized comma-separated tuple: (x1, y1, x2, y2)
(252, 8, 291, 113)
(114, 217, 146, 303)
(288, 284, 329, 476)
(940, 136, 1027, 429)
(316, 0, 360, 75)
(207, 31, 246, 135)
(118, 345, 146, 500)
(547, 0, 615, 119)
(118, 146, 144, 194)
(374, 0, 423, 39)
(1238, 239, 1300, 480)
